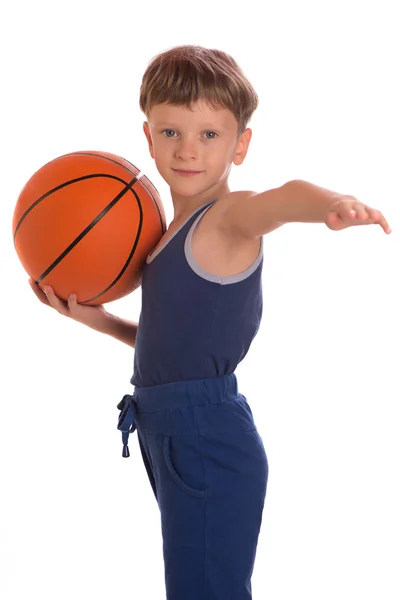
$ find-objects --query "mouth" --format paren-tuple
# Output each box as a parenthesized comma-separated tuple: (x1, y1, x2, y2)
(172, 169, 203, 176)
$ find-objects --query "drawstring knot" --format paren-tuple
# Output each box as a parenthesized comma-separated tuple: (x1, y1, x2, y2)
(116, 394, 137, 458)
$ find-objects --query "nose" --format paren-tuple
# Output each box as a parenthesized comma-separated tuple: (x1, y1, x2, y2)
(174, 137, 197, 161)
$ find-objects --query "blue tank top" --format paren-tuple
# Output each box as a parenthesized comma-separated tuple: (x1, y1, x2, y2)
(130, 199, 263, 388)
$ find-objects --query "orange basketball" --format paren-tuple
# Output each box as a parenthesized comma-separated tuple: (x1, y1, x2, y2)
(13, 151, 166, 305)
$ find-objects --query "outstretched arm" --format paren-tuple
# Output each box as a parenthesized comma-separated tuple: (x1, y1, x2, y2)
(218, 180, 392, 239)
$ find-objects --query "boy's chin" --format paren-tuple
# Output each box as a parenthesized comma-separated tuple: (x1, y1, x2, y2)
(166, 177, 205, 193)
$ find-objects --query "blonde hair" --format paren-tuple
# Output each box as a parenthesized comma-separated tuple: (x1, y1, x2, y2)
(139, 45, 258, 135)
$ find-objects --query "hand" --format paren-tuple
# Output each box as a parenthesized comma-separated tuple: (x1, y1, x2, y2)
(325, 196, 392, 234)
(28, 278, 110, 332)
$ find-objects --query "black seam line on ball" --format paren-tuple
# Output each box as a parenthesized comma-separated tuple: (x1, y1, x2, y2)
(13, 173, 135, 241)
(35, 176, 138, 285)
(80, 186, 144, 304)
(67, 154, 165, 237)
(55, 152, 141, 179)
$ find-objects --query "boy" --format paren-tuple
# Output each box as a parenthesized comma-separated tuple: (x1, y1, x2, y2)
(29, 45, 391, 600)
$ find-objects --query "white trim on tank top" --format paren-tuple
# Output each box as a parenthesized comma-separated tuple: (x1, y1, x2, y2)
(146, 199, 216, 264)
(184, 204, 263, 285)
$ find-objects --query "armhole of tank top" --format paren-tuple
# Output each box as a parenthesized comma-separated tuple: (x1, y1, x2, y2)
(184, 205, 263, 285)
(146, 199, 216, 264)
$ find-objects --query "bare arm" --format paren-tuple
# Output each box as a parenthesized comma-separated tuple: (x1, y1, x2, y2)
(98, 312, 138, 348)
(28, 279, 138, 348)
(218, 180, 391, 239)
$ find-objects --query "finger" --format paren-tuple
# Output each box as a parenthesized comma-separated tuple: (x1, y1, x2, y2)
(341, 204, 360, 220)
(67, 293, 78, 310)
(365, 208, 391, 233)
(29, 278, 51, 305)
(373, 211, 391, 233)
(348, 205, 379, 225)
(42, 286, 69, 314)
(380, 217, 392, 234)
(355, 207, 369, 219)
(347, 203, 369, 220)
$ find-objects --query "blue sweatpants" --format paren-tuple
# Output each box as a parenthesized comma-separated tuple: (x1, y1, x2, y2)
(117, 373, 269, 599)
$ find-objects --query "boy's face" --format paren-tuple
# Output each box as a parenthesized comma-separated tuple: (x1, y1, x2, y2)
(143, 99, 251, 202)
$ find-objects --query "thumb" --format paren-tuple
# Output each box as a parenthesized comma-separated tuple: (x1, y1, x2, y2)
(68, 293, 78, 308)
(326, 211, 347, 231)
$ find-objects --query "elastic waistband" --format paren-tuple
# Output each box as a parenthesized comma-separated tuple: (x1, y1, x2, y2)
(133, 373, 238, 413)
(116, 374, 238, 458)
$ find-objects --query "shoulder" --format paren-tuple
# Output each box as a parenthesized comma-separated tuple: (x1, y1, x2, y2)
(213, 190, 257, 217)
(206, 190, 258, 241)
(189, 191, 261, 277)
(208, 187, 285, 239)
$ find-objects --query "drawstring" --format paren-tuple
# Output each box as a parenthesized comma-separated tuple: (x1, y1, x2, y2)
(116, 394, 137, 457)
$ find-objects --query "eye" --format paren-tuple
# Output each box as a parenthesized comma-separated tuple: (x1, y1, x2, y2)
(162, 129, 177, 137)
(204, 131, 217, 139)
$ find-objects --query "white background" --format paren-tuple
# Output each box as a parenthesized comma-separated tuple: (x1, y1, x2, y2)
(1, 0, 399, 598)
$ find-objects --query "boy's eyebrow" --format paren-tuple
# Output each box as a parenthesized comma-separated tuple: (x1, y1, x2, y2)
(153, 122, 221, 129)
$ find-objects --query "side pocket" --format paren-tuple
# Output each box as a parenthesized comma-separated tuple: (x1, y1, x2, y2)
(238, 393, 256, 422)
(163, 437, 205, 499)
(138, 433, 158, 502)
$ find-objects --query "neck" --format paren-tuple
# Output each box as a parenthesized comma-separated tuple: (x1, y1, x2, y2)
(170, 180, 230, 221)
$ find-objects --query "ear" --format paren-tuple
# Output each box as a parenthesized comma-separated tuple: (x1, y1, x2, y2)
(232, 128, 252, 166)
(143, 122, 155, 159)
